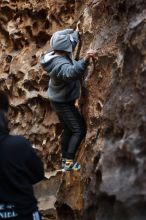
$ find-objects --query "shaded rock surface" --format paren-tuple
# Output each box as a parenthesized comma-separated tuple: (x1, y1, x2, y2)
(0, 0, 146, 219)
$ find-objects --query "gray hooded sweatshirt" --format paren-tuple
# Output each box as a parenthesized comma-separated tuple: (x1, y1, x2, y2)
(40, 51, 86, 102)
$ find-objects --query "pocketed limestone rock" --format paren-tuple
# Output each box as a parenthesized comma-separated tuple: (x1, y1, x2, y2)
(0, 0, 146, 219)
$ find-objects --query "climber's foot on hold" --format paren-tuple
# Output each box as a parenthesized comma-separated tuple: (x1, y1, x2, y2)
(62, 159, 81, 171)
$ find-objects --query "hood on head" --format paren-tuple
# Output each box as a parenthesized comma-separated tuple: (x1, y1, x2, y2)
(40, 51, 59, 65)
(50, 29, 79, 52)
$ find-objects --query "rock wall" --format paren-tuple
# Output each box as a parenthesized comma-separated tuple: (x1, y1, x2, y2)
(0, 0, 146, 220)
(0, 0, 75, 171)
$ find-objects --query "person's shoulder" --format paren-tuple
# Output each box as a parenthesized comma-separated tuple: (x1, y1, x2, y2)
(4, 135, 33, 159)
(8, 134, 31, 146)
(8, 134, 26, 141)
(53, 55, 71, 65)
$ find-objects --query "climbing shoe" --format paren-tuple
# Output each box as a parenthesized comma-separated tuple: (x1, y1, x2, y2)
(63, 159, 81, 171)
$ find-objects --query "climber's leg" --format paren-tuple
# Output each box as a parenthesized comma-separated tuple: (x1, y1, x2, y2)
(50, 101, 86, 159)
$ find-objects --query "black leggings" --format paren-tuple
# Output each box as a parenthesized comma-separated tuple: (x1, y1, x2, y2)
(51, 101, 86, 159)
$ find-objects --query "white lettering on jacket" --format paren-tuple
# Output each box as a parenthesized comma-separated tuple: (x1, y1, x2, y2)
(0, 211, 18, 218)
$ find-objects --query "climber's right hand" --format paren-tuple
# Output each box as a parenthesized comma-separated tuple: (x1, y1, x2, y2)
(86, 49, 97, 57)
(84, 49, 97, 61)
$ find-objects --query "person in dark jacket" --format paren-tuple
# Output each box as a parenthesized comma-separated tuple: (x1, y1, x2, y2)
(0, 91, 44, 220)
(41, 29, 96, 171)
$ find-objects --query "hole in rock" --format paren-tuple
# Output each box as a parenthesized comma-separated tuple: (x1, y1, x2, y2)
(17, 88, 26, 97)
(32, 9, 48, 20)
(118, 1, 126, 14)
(96, 102, 103, 112)
(33, 22, 38, 29)
(25, 26, 32, 38)
(114, 127, 124, 139)
(1, 6, 13, 20)
(6, 55, 12, 63)
(35, 32, 50, 47)
(139, 124, 146, 136)
(104, 124, 114, 138)
(44, 20, 50, 29)
(96, 169, 102, 183)
(128, 4, 137, 16)
(23, 80, 39, 92)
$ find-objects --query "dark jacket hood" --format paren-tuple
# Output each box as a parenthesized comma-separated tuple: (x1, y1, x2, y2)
(0, 131, 9, 143)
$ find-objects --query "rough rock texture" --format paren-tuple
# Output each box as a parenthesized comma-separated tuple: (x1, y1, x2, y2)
(0, 0, 75, 171)
(0, 0, 146, 220)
